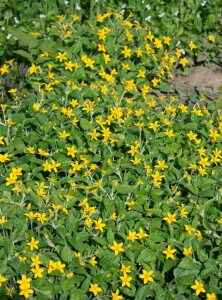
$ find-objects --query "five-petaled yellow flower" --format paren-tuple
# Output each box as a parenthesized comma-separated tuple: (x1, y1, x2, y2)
(191, 279, 206, 296)
(89, 283, 102, 296)
(139, 269, 154, 284)
(27, 237, 39, 251)
(110, 241, 124, 255)
(162, 245, 177, 260)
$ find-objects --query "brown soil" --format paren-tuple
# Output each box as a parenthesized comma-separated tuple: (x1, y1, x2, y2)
(171, 63, 222, 100)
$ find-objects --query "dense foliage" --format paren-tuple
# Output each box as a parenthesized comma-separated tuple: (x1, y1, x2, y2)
(0, 1, 221, 299)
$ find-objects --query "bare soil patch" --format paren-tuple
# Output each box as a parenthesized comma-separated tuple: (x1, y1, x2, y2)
(170, 63, 222, 102)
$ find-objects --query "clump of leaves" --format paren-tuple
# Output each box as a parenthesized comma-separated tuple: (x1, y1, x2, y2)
(0, 9, 221, 300)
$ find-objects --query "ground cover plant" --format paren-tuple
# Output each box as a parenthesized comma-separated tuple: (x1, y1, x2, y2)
(0, 2, 222, 300)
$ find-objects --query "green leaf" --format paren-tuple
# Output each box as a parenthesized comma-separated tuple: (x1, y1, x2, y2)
(147, 209, 164, 217)
(174, 269, 199, 284)
(3, 237, 13, 255)
(183, 123, 198, 130)
(135, 285, 150, 300)
(40, 40, 55, 53)
(163, 259, 174, 273)
(151, 189, 164, 199)
(61, 277, 76, 292)
(71, 41, 82, 54)
(14, 50, 33, 61)
(61, 245, 74, 263)
(199, 189, 215, 198)
(116, 185, 133, 194)
(121, 287, 136, 297)
(81, 277, 91, 292)
(159, 82, 172, 93)
(186, 185, 199, 195)
(93, 236, 107, 246)
(80, 118, 91, 131)
(107, 228, 114, 244)
(137, 248, 156, 263)
(177, 257, 200, 270)
(70, 288, 84, 300)
(73, 69, 85, 80)
(12, 138, 25, 150)
(8, 28, 29, 44)
(29, 191, 44, 207)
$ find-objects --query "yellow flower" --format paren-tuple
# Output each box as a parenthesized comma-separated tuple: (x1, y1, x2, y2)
(209, 129, 220, 141)
(6, 286, 14, 298)
(110, 241, 124, 255)
(66, 272, 74, 279)
(155, 160, 168, 171)
(56, 51, 67, 62)
(206, 293, 217, 300)
(139, 269, 154, 284)
(163, 36, 171, 46)
(17, 274, 32, 288)
(0, 217, 7, 224)
(208, 35, 215, 43)
(28, 64, 38, 74)
(189, 41, 197, 51)
(191, 279, 206, 296)
(6, 173, 18, 186)
(42, 160, 53, 172)
(94, 218, 106, 232)
(163, 212, 177, 224)
(164, 129, 174, 137)
(55, 261, 66, 273)
(31, 265, 44, 278)
(162, 245, 177, 260)
(38, 148, 50, 156)
(0, 64, 9, 75)
(47, 260, 56, 273)
(135, 48, 143, 57)
(185, 224, 196, 235)
(50, 159, 61, 172)
(26, 146, 35, 154)
(178, 104, 188, 113)
(0, 274, 7, 287)
(89, 283, 102, 296)
(121, 46, 131, 58)
(180, 207, 188, 218)
(27, 237, 39, 251)
(64, 60, 76, 72)
(130, 156, 142, 165)
(137, 69, 146, 78)
(30, 255, 42, 267)
(103, 53, 111, 64)
(195, 230, 202, 240)
(0, 136, 4, 145)
(119, 274, 132, 287)
(137, 227, 149, 239)
(180, 57, 188, 67)
(19, 286, 34, 299)
(183, 247, 192, 256)
(149, 121, 160, 132)
(127, 230, 138, 241)
(151, 171, 164, 183)
(152, 77, 159, 87)
(59, 130, 70, 139)
(112, 288, 123, 300)
(89, 256, 98, 266)
(187, 130, 198, 141)
(120, 264, 131, 275)
(0, 153, 10, 163)
(67, 145, 78, 158)
(8, 88, 17, 93)
(36, 213, 48, 225)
